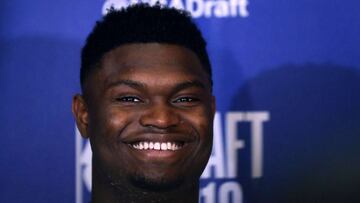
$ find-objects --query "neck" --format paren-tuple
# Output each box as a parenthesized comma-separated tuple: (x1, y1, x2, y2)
(91, 167, 199, 203)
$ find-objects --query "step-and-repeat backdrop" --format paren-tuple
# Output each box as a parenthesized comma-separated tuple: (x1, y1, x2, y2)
(1, 0, 360, 202)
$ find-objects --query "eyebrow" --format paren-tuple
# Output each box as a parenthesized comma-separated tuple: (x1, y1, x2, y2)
(106, 79, 207, 92)
(106, 79, 146, 90)
(172, 80, 207, 93)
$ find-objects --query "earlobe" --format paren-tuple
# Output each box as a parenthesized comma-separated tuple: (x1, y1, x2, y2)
(211, 95, 216, 117)
(72, 94, 90, 138)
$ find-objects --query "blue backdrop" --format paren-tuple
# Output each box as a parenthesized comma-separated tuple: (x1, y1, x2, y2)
(1, 0, 360, 202)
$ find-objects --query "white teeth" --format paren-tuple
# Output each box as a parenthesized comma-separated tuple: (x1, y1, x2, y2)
(131, 141, 183, 151)
(144, 142, 149, 150)
(154, 142, 160, 150)
(167, 142, 171, 149)
(161, 143, 167, 150)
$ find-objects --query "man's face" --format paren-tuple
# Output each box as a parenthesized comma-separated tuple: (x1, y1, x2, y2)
(74, 43, 215, 189)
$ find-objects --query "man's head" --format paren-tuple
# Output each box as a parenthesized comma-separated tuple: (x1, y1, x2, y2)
(80, 3, 212, 93)
(72, 3, 215, 194)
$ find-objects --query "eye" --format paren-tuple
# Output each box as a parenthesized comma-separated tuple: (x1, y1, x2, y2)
(173, 97, 200, 103)
(115, 96, 142, 103)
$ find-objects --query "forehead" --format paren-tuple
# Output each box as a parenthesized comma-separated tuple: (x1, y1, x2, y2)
(97, 43, 210, 87)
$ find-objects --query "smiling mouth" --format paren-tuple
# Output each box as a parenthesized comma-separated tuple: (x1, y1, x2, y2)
(130, 141, 184, 151)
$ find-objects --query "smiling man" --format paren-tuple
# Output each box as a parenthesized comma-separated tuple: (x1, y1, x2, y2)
(72, 3, 215, 203)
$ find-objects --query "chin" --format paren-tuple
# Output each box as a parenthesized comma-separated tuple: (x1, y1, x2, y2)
(128, 173, 186, 192)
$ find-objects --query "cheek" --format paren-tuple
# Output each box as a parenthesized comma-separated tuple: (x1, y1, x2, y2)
(181, 109, 213, 175)
(89, 108, 138, 173)
(182, 108, 214, 144)
(89, 108, 134, 153)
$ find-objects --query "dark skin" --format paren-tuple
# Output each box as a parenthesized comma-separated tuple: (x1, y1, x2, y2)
(72, 43, 215, 203)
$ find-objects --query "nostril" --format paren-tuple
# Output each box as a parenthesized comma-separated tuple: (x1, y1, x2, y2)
(140, 117, 179, 129)
(139, 105, 181, 129)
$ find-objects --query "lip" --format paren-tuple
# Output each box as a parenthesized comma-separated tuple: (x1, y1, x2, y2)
(128, 145, 189, 160)
(121, 133, 195, 145)
(122, 133, 195, 161)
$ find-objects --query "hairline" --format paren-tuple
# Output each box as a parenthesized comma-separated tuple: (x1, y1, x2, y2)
(81, 42, 213, 96)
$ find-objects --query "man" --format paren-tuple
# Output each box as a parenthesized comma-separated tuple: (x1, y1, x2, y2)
(72, 3, 215, 202)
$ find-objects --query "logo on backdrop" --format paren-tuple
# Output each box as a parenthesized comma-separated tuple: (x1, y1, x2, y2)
(75, 111, 270, 203)
(102, 0, 249, 18)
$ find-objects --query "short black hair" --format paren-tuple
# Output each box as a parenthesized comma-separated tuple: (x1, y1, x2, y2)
(80, 3, 212, 92)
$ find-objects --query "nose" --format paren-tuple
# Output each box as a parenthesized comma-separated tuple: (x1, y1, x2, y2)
(139, 102, 180, 129)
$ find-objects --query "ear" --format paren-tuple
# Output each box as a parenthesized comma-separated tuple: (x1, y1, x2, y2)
(72, 94, 90, 138)
(211, 95, 216, 118)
